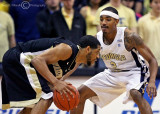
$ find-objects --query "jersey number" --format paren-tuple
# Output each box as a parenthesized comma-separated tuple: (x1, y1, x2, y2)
(110, 61, 117, 69)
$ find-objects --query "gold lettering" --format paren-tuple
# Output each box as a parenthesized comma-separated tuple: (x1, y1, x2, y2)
(110, 53, 114, 59)
(121, 55, 126, 61)
(101, 53, 126, 61)
(53, 63, 63, 78)
(115, 54, 120, 60)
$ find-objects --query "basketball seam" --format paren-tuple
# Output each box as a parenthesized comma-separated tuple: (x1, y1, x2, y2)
(53, 86, 79, 111)
(55, 91, 66, 110)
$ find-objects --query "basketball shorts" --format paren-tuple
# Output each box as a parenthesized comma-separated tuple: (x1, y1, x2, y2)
(2, 47, 53, 110)
(83, 68, 149, 108)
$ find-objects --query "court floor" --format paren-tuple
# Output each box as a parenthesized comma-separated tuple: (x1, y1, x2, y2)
(1, 76, 159, 114)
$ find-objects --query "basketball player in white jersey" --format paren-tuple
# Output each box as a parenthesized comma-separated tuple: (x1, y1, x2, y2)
(70, 7, 158, 114)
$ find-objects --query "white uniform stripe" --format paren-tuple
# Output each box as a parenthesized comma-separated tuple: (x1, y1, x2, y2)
(20, 53, 36, 90)
(20, 49, 47, 94)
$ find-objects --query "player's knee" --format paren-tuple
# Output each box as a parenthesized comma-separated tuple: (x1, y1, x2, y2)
(40, 97, 53, 106)
(78, 85, 90, 102)
(130, 89, 142, 102)
(48, 97, 53, 104)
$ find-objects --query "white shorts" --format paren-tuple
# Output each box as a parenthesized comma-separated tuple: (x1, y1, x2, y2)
(83, 68, 149, 108)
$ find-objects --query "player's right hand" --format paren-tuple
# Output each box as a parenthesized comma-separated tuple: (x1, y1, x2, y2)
(53, 80, 76, 100)
(146, 82, 157, 99)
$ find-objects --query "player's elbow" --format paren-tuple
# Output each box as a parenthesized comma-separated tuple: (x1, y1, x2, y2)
(148, 57, 158, 69)
(153, 58, 158, 68)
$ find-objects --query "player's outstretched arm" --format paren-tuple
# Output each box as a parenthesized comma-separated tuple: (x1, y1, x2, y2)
(31, 43, 75, 99)
(124, 29, 158, 99)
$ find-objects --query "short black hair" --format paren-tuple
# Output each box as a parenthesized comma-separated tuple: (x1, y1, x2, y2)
(102, 6, 119, 15)
(78, 35, 100, 49)
(150, 0, 152, 3)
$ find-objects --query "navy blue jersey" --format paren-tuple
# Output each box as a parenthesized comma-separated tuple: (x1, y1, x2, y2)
(17, 37, 79, 77)
(2, 37, 79, 109)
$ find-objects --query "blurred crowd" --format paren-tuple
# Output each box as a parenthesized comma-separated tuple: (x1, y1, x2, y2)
(0, 0, 160, 77)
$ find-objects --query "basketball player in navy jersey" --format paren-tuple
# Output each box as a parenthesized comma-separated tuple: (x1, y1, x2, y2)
(1, 35, 101, 114)
(71, 7, 158, 114)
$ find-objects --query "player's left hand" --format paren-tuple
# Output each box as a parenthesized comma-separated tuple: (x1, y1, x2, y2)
(146, 82, 157, 99)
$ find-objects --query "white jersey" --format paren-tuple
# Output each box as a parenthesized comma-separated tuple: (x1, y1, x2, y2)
(97, 27, 148, 72)
(83, 27, 149, 107)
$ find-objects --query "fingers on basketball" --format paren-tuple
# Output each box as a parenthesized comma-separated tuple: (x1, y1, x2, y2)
(53, 85, 80, 111)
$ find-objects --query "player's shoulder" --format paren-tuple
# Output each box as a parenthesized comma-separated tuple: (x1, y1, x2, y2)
(124, 28, 143, 50)
(97, 31, 103, 36)
(58, 43, 72, 51)
(124, 28, 132, 35)
(55, 43, 73, 58)
(124, 28, 141, 43)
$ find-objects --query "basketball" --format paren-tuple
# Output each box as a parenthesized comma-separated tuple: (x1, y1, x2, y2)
(53, 85, 80, 111)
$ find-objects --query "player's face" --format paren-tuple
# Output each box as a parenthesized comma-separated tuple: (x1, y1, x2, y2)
(86, 45, 101, 66)
(100, 15, 119, 33)
(150, 0, 160, 14)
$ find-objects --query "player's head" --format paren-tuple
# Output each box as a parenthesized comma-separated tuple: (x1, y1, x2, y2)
(150, 0, 160, 14)
(78, 35, 101, 66)
(100, 7, 119, 33)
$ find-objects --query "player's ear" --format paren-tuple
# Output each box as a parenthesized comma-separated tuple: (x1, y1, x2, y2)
(115, 19, 119, 25)
(86, 46, 91, 54)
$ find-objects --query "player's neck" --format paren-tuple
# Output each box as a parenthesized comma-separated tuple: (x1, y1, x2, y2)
(103, 30, 117, 45)
(75, 49, 86, 64)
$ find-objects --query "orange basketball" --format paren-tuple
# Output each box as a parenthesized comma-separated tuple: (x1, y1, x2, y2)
(53, 85, 80, 111)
